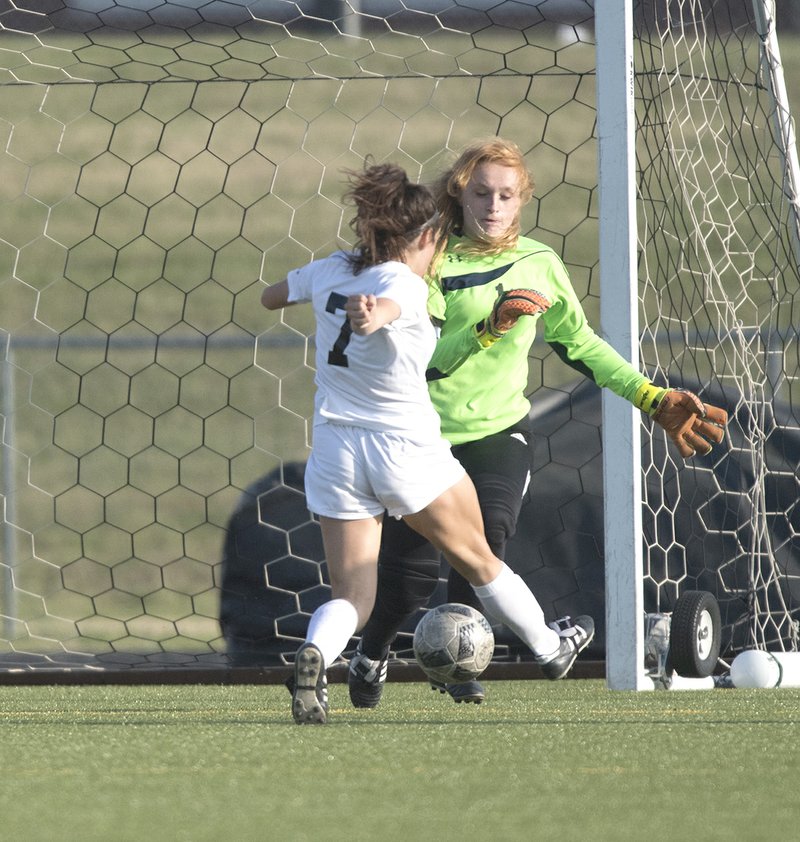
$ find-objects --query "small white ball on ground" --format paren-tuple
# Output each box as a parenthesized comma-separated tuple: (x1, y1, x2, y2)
(730, 650, 781, 688)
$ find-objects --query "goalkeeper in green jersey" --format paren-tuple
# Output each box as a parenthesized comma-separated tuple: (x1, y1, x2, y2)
(348, 137, 728, 706)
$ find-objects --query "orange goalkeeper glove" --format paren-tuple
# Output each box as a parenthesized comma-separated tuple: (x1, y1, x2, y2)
(475, 288, 551, 348)
(636, 385, 728, 458)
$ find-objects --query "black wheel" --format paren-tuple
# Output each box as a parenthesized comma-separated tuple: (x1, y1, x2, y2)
(669, 590, 721, 678)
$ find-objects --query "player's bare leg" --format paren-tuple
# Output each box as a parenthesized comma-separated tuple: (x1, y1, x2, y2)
(402, 475, 500, 586)
(318, 514, 382, 628)
(404, 476, 592, 668)
(292, 514, 382, 724)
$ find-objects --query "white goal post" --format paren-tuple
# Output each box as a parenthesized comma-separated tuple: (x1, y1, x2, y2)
(597, 0, 647, 690)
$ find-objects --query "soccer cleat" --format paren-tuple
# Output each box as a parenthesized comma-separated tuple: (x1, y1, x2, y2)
(348, 642, 389, 708)
(429, 679, 485, 704)
(291, 642, 329, 724)
(536, 615, 595, 680)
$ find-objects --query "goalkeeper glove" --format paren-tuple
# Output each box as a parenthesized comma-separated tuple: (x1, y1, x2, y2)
(475, 288, 551, 348)
(634, 383, 728, 458)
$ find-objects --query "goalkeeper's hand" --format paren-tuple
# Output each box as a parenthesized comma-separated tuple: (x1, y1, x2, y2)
(475, 288, 551, 347)
(650, 388, 728, 458)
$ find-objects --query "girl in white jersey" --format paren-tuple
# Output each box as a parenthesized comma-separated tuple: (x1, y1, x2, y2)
(262, 162, 584, 724)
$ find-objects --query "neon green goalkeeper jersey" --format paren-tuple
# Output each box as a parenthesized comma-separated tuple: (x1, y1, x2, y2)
(426, 234, 649, 445)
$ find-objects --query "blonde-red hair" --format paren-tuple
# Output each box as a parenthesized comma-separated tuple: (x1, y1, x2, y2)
(433, 137, 534, 257)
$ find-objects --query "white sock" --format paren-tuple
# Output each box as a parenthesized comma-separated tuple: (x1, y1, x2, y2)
(305, 598, 359, 667)
(472, 564, 560, 658)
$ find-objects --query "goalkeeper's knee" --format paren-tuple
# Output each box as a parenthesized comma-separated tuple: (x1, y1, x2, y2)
(377, 553, 441, 615)
(481, 501, 519, 560)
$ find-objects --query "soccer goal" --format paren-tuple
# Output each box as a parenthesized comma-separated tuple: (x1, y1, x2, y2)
(601, 0, 800, 689)
(0, 1, 798, 683)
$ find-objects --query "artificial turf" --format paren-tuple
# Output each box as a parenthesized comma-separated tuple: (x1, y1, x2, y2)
(2, 679, 798, 841)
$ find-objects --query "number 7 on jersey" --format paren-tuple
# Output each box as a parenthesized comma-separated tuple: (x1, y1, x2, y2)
(326, 292, 352, 367)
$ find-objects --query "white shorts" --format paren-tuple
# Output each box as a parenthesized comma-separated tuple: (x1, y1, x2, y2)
(304, 422, 466, 520)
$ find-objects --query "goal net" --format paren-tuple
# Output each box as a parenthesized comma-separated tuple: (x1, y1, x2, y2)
(0, 0, 798, 676)
(634, 0, 800, 660)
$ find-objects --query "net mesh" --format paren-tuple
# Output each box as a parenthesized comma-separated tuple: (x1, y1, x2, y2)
(1, 0, 798, 673)
(635, 1, 800, 655)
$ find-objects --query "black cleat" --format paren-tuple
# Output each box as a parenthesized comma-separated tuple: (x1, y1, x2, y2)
(348, 642, 389, 709)
(429, 679, 485, 704)
(291, 643, 328, 724)
(536, 615, 595, 680)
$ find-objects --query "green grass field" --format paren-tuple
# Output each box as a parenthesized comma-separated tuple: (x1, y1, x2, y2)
(2, 678, 799, 841)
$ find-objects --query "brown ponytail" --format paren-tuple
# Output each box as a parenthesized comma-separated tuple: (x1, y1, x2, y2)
(343, 161, 440, 273)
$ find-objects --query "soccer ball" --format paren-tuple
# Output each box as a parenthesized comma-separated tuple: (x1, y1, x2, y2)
(413, 603, 494, 684)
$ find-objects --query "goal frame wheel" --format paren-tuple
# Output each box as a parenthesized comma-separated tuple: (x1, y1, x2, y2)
(668, 590, 721, 678)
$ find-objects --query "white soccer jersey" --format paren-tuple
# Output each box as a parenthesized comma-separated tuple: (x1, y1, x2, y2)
(286, 251, 442, 442)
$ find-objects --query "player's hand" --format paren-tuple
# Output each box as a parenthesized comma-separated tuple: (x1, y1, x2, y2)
(651, 389, 728, 458)
(488, 288, 551, 336)
(345, 293, 377, 332)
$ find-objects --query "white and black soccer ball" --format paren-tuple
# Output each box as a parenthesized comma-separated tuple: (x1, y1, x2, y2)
(412, 603, 495, 684)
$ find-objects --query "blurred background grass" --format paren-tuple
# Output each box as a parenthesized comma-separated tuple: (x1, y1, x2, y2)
(2, 25, 604, 650)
